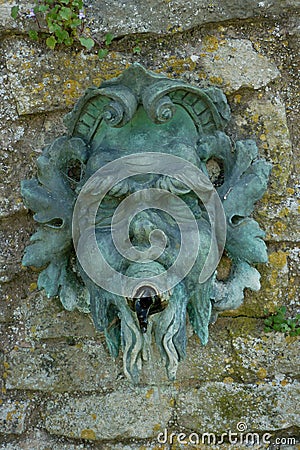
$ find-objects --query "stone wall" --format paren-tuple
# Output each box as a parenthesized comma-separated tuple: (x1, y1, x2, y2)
(0, 1, 299, 449)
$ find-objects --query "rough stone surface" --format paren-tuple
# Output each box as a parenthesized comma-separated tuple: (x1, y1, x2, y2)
(5, 342, 119, 392)
(177, 381, 300, 434)
(225, 318, 300, 382)
(44, 387, 174, 440)
(2, 0, 300, 38)
(3, 36, 282, 116)
(20, 293, 97, 340)
(234, 96, 293, 196)
(0, 429, 94, 449)
(3, 37, 127, 116)
(199, 37, 280, 93)
(0, 51, 67, 217)
(0, 3, 299, 448)
(0, 400, 29, 435)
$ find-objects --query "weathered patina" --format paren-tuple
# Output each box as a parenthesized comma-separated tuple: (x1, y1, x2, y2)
(21, 64, 271, 382)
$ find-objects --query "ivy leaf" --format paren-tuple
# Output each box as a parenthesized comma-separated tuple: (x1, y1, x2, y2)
(278, 306, 287, 315)
(64, 36, 74, 46)
(70, 18, 82, 28)
(37, 4, 50, 13)
(28, 30, 39, 41)
(133, 46, 141, 54)
(55, 29, 69, 43)
(11, 5, 19, 20)
(47, 6, 59, 20)
(59, 7, 72, 20)
(98, 48, 108, 59)
(264, 318, 273, 326)
(280, 323, 290, 332)
(79, 36, 94, 50)
(48, 22, 61, 33)
(46, 35, 57, 49)
(105, 32, 114, 46)
(72, 0, 83, 7)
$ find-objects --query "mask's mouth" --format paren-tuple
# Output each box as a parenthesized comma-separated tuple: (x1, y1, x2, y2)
(127, 285, 168, 333)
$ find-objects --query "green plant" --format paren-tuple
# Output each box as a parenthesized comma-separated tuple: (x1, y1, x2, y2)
(264, 306, 300, 336)
(98, 32, 114, 59)
(11, 1, 114, 57)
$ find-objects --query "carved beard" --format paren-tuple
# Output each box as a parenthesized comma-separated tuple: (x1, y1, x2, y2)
(79, 206, 213, 383)
(113, 281, 188, 383)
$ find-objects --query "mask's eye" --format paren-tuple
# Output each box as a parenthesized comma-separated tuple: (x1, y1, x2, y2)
(206, 158, 224, 187)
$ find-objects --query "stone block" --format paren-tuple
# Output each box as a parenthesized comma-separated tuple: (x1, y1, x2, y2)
(44, 387, 174, 440)
(220, 245, 297, 317)
(2, 0, 299, 38)
(176, 323, 233, 382)
(234, 97, 293, 196)
(256, 195, 300, 243)
(0, 214, 35, 283)
(5, 343, 119, 392)
(0, 429, 94, 449)
(138, 322, 234, 384)
(0, 399, 29, 435)
(3, 37, 128, 116)
(21, 293, 97, 341)
(177, 381, 300, 434)
(225, 317, 300, 382)
(199, 38, 279, 93)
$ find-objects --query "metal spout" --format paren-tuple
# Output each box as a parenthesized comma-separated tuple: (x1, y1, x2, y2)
(134, 286, 157, 333)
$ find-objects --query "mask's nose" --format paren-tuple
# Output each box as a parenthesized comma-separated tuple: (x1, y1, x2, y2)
(130, 214, 156, 245)
(134, 285, 158, 333)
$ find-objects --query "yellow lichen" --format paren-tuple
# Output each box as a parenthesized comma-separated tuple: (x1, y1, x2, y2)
(21, 62, 31, 70)
(268, 251, 287, 269)
(209, 76, 223, 85)
(63, 80, 82, 106)
(29, 282, 37, 292)
(286, 187, 295, 195)
(278, 207, 290, 218)
(202, 35, 219, 52)
(169, 398, 176, 407)
(153, 423, 162, 432)
(223, 377, 234, 383)
(146, 388, 154, 399)
(198, 71, 207, 79)
(257, 367, 267, 379)
(81, 429, 96, 440)
(272, 221, 287, 236)
(162, 57, 196, 75)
